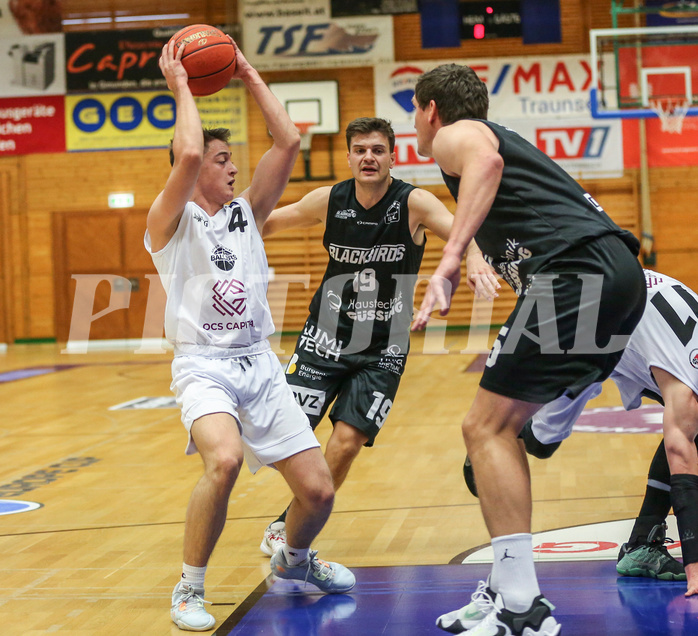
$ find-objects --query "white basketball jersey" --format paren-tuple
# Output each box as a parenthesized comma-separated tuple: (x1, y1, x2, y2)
(145, 198, 275, 353)
(533, 269, 698, 444)
(611, 269, 698, 410)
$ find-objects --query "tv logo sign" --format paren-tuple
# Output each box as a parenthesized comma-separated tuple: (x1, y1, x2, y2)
(536, 126, 610, 159)
(394, 132, 434, 167)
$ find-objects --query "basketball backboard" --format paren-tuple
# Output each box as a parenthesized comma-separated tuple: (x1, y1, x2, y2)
(268, 80, 340, 134)
(590, 25, 698, 120)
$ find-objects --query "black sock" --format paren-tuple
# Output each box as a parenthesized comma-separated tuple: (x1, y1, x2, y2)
(671, 473, 698, 565)
(628, 441, 671, 545)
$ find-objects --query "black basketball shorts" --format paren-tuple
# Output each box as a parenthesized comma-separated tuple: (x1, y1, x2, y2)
(480, 233, 647, 404)
(282, 320, 407, 446)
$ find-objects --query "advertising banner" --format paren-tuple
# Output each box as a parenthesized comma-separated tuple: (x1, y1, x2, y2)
(376, 56, 624, 178)
(65, 87, 246, 152)
(0, 33, 65, 97)
(0, 95, 65, 155)
(391, 122, 440, 185)
(391, 119, 623, 184)
(243, 14, 394, 70)
(65, 27, 182, 94)
(645, 0, 698, 27)
(623, 117, 698, 168)
(376, 56, 597, 124)
(510, 117, 623, 179)
(331, 0, 417, 15)
(241, 0, 330, 20)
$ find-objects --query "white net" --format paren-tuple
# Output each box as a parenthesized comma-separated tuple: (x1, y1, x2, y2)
(299, 133, 313, 152)
(297, 124, 314, 152)
(649, 97, 691, 133)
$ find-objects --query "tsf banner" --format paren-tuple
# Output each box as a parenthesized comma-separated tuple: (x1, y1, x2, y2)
(377, 56, 624, 179)
(65, 87, 247, 152)
(243, 14, 394, 70)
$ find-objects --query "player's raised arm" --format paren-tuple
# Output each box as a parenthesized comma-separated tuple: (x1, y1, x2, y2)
(147, 40, 203, 253)
(233, 42, 301, 227)
(433, 121, 503, 268)
(262, 186, 332, 238)
(412, 122, 502, 329)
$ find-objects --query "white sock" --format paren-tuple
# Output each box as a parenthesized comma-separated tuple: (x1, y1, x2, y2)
(283, 544, 309, 566)
(181, 563, 207, 590)
(490, 533, 540, 612)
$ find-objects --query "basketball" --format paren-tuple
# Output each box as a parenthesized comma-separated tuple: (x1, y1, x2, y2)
(170, 24, 237, 96)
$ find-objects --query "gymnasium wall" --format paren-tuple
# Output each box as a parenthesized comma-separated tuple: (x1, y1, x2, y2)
(0, 0, 694, 343)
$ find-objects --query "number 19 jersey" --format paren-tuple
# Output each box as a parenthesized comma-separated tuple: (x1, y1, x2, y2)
(308, 178, 425, 352)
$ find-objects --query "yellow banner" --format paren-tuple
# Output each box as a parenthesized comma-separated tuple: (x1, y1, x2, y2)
(66, 87, 247, 151)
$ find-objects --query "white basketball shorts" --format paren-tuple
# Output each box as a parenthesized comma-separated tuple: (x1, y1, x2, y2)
(170, 340, 320, 473)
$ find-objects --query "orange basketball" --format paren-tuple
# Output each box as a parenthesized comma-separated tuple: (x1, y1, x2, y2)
(170, 24, 237, 96)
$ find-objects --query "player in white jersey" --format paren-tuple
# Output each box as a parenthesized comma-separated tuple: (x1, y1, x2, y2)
(528, 270, 698, 597)
(456, 270, 698, 628)
(146, 39, 354, 632)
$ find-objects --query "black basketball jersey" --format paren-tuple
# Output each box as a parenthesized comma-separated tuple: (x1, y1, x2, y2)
(307, 177, 425, 352)
(441, 120, 640, 296)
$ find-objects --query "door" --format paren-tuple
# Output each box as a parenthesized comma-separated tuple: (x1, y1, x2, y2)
(52, 209, 164, 343)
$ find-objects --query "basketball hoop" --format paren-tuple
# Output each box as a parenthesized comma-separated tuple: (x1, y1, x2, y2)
(296, 122, 314, 180)
(296, 122, 314, 152)
(649, 97, 691, 134)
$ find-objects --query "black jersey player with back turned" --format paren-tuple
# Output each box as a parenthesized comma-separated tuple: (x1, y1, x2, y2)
(411, 64, 646, 635)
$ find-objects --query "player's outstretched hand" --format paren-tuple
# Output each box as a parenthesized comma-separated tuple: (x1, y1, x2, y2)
(229, 37, 253, 80)
(467, 270, 500, 301)
(411, 252, 462, 331)
(159, 38, 187, 90)
(464, 246, 500, 301)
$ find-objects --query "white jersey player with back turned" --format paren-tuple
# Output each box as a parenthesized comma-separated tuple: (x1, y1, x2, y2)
(531, 269, 698, 448)
(526, 269, 698, 598)
(457, 267, 698, 632)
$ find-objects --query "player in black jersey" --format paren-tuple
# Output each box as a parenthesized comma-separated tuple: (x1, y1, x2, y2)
(257, 117, 500, 556)
(462, 268, 698, 596)
(411, 64, 647, 635)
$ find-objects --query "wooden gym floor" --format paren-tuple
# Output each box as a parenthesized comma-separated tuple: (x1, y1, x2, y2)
(0, 331, 670, 634)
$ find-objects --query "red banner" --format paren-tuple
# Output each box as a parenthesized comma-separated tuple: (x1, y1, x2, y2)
(623, 117, 698, 168)
(0, 95, 65, 156)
